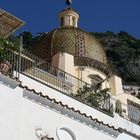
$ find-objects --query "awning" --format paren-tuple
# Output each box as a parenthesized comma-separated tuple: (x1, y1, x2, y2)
(0, 8, 24, 37)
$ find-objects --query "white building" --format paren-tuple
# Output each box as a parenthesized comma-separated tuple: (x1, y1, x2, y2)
(0, 1, 140, 140)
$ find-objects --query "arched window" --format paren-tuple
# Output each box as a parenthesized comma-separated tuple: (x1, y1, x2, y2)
(56, 126, 76, 140)
(72, 17, 75, 26)
(88, 74, 103, 88)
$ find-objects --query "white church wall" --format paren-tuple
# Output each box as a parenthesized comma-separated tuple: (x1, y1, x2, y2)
(52, 53, 75, 76)
(74, 66, 107, 89)
(0, 83, 23, 140)
(0, 75, 139, 140)
(113, 114, 140, 135)
(20, 74, 140, 136)
(0, 80, 115, 140)
(52, 52, 108, 89)
(116, 133, 138, 140)
(20, 95, 115, 140)
(109, 75, 123, 95)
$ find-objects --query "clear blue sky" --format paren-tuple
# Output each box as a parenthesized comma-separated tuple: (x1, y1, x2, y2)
(1, 0, 140, 39)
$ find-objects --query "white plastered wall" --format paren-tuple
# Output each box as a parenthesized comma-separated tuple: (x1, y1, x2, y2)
(74, 66, 108, 89)
(20, 95, 115, 140)
(116, 133, 138, 140)
(0, 84, 22, 140)
(108, 75, 123, 95)
(52, 52, 108, 89)
(20, 74, 140, 136)
(0, 74, 139, 140)
(0, 80, 115, 140)
(52, 53, 75, 76)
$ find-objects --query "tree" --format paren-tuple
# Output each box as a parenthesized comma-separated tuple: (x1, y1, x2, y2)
(22, 32, 33, 50)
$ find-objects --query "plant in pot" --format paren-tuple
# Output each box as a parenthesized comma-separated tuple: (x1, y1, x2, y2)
(0, 35, 19, 76)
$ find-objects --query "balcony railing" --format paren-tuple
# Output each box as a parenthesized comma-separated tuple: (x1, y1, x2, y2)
(0, 48, 113, 116)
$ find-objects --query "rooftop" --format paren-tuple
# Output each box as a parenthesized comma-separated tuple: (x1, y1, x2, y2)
(0, 8, 24, 36)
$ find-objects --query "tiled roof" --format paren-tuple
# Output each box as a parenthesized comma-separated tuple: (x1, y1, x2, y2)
(32, 26, 108, 65)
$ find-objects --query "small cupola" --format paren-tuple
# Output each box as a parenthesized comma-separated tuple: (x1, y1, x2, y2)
(58, 0, 79, 27)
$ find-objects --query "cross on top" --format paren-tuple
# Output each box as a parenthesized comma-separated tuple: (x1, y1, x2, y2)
(65, 0, 72, 6)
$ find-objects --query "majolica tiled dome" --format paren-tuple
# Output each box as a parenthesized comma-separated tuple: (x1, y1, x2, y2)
(32, 5, 111, 76)
(35, 26, 107, 65)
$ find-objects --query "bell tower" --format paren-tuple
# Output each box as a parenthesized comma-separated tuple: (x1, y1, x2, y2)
(58, 0, 79, 27)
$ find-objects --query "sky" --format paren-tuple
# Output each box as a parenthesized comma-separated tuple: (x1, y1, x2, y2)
(1, 0, 140, 39)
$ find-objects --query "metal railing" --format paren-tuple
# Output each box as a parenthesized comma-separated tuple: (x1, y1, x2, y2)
(0, 48, 113, 115)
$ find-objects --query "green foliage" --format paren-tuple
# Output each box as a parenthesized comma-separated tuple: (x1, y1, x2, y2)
(132, 40, 140, 49)
(85, 88, 110, 107)
(22, 32, 33, 50)
(73, 85, 112, 114)
(115, 99, 122, 116)
(0, 35, 19, 50)
(92, 31, 140, 85)
(0, 35, 19, 62)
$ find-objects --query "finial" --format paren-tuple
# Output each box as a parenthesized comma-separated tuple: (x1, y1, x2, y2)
(65, 0, 72, 6)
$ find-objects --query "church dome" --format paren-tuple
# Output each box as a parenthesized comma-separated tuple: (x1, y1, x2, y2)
(44, 26, 107, 64)
(32, 3, 111, 76)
